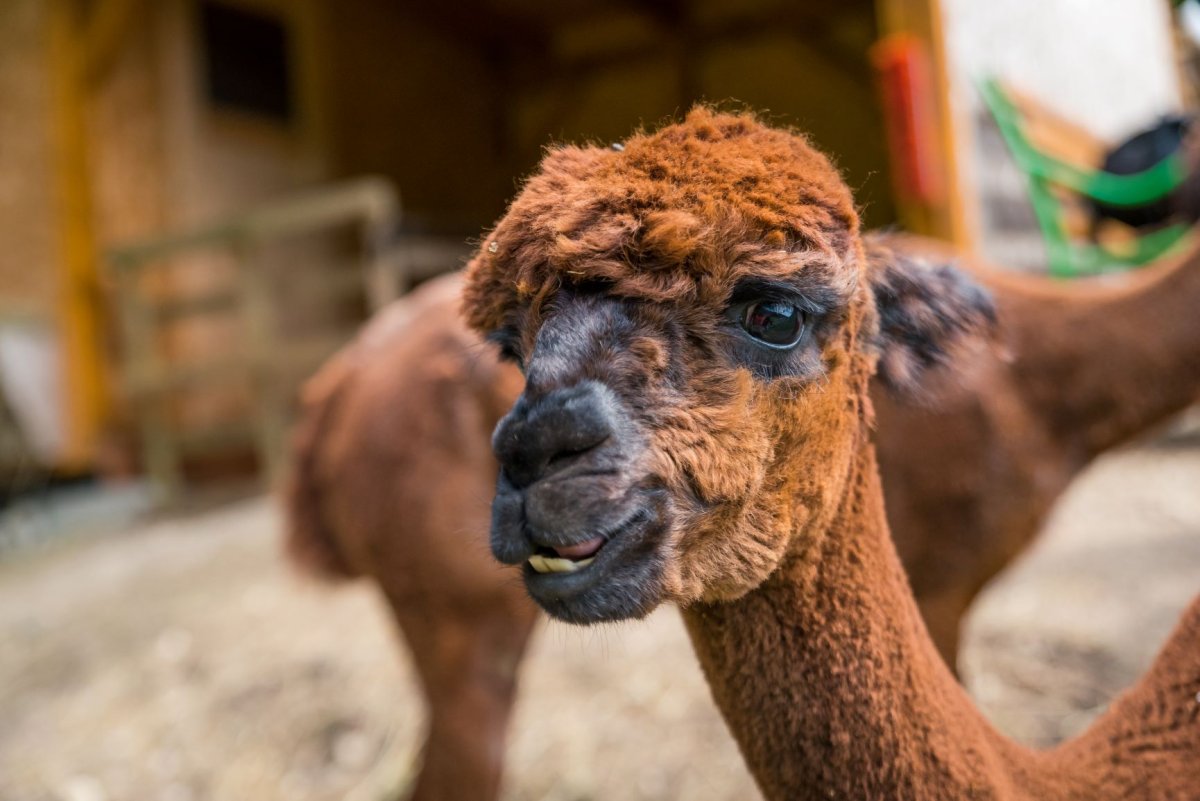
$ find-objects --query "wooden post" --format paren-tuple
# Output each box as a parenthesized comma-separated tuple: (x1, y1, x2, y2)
(114, 258, 181, 501)
(875, 0, 969, 249)
(81, 0, 142, 88)
(235, 236, 286, 489)
(48, 0, 109, 471)
(362, 188, 403, 310)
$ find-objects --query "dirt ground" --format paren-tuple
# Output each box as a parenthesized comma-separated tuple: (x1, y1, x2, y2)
(1, 439, 1198, 801)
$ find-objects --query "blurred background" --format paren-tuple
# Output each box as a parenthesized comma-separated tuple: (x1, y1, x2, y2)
(1, 1, 1198, 800)
(0, 0, 1191, 502)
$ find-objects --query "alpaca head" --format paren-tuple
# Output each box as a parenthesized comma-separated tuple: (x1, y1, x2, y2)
(462, 108, 993, 623)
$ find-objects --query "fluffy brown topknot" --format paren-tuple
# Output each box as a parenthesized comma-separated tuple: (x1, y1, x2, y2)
(463, 107, 861, 335)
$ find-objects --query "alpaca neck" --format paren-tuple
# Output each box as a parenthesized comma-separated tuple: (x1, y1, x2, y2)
(679, 432, 1200, 800)
(1001, 250, 1200, 459)
(680, 438, 1029, 799)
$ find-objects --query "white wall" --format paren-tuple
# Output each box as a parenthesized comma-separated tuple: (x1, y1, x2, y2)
(0, 322, 64, 464)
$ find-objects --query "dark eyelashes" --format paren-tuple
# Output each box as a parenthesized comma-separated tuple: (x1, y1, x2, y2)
(726, 279, 829, 316)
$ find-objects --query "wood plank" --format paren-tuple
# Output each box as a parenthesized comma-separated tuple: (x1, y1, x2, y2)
(999, 81, 1110, 168)
(49, 0, 107, 470)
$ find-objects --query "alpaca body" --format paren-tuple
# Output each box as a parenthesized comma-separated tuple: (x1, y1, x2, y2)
(881, 244, 1200, 658)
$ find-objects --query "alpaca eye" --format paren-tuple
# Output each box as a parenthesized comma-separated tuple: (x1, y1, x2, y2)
(741, 300, 805, 348)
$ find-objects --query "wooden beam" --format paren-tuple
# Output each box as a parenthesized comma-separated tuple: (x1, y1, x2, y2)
(504, 6, 872, 94)
(48, 0, 108, 470)
(81, 0, 143, 87)
(397, 1, 551, 63)
(875, 0, 968, 247)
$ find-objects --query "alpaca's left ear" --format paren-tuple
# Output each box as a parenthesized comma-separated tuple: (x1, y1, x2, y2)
(865, 234, 997, 393)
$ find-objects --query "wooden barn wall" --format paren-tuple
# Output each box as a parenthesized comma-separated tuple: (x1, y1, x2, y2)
(319, 0, 504, 232)
(89, 7, 167, 250)
(92, 0, 335, 440)
(321, 0, 894, 233)
(0, 0, 60, 319)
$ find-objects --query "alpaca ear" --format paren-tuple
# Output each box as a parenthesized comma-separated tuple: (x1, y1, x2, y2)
(865, 234, 997, 393)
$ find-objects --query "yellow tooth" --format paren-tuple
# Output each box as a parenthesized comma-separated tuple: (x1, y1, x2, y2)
(541, 556, 580, 573)
(527, 555, 597, 574)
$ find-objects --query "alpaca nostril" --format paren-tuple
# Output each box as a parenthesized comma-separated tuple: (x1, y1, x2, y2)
(501, 425, 611, 489)
(493, 382, 619, 488)
(544, 433, 610, 469)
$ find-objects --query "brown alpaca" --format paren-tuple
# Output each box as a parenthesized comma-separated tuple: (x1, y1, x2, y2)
(287, 276, 534, 801)
(287, 202, 1200, 800)
(456, 108, 1200, 799)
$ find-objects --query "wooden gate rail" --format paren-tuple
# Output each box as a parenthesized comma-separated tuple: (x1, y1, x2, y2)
(108, 177, 402, 503)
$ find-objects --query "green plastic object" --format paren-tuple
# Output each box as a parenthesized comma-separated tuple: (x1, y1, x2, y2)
(979, 77, 1191, 277)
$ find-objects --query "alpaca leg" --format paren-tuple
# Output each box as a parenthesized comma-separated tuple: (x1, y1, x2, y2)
(387, 590, 539, 801)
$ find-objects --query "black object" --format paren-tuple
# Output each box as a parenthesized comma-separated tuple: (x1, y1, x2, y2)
(1090, 115, 1194, 231)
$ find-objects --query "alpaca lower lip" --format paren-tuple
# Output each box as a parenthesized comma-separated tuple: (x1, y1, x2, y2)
(521, 504, 665, 623)
(533, 507, 648, 572)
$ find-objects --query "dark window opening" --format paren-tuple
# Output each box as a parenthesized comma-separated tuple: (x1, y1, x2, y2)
(198, 1, 295, 124)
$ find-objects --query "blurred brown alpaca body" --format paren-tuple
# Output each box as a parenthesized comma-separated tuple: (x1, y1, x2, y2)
(456, 109, 1200, 799)
(881, 240, 1200, 659)
(287, 276, 532, 801)
(288, 238, 1200, 799)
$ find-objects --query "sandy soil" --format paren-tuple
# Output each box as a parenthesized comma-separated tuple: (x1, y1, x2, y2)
(0, 440, 1197, 801)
